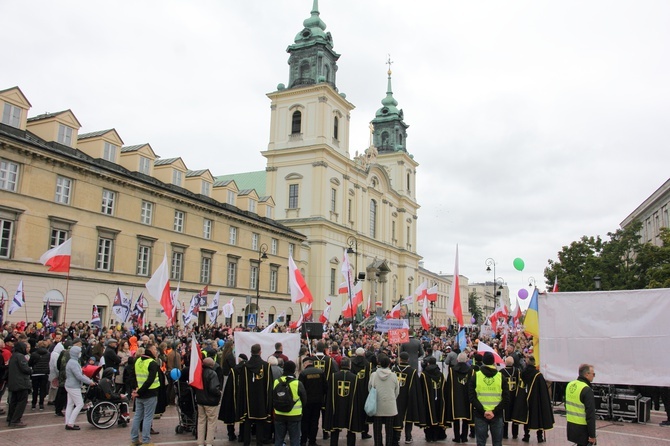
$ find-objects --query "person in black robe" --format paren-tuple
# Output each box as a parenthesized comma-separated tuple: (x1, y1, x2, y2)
(219, 353, 245, 440)
(323, 357, 358, 446)
(445, 352, 472, 444)
(513, 357, 554, 443)
(350, 347, 374, 439)
(238, 344, 273, 446)
(391, 351, 422, 445)
(313, 340, 339, 441)
(420, 356, 447, 442)
(500, 356, 522, 440)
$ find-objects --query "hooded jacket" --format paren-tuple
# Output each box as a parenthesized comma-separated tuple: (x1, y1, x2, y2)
(468, 364, 510, 418)
(65, 346, 93, 389)
(195, 359, 222, 406)
(49, 342, 64, 382)
(29, 346, 51, 376)
(369, 366, 400, 417)
(8, 341, 32, 392)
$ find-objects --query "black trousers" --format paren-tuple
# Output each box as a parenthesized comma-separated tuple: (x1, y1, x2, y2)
(7, 389, 29, 424)
(244, 419, 268, 446)
(330, 429, 356, 446)
(31, 375, 49, 407)
(453, 419, 469, 442)
(301, 403, 321, 445)
(504, 421, 519, 438)
(55, 386, 67, 414)
(373, 416, 394, 446)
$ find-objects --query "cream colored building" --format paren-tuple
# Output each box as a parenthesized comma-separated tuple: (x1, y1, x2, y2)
(620, 177, 670, 247)
(468, 282, 511, 322)
(0, 86, 305, 327)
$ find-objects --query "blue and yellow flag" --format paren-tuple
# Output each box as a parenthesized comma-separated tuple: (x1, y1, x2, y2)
(524, 288, 540, 364)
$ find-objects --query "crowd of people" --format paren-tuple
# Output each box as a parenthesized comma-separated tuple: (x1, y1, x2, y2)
(0, 318, 669, 446)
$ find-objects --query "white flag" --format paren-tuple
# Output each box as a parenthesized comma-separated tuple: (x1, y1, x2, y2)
(207, 291, 220, 325)
(9, 280, 25, 315)
(222, 298, 235, 319)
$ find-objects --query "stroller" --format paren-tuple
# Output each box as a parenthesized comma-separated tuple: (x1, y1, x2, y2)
(174, 377, 197, 435)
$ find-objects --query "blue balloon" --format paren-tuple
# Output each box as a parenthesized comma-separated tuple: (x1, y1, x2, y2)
(218, 339, 224, 348)
(170, 368, 182, 381)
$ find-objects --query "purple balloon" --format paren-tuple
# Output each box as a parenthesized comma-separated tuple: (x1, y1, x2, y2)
(471, 316, 476, 324)
(518, 288, 529, 300)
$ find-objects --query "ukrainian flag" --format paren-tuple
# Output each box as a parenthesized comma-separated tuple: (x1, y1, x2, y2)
(524, 288, 540, 363)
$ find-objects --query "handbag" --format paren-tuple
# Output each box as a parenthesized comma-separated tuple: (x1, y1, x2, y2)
(364, 375, 377, 416)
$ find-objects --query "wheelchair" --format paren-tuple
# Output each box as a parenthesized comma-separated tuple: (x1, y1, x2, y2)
(82, 367, 130, 429)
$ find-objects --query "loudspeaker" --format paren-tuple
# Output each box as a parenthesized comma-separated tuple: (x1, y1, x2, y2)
(302, 322, 323, 339)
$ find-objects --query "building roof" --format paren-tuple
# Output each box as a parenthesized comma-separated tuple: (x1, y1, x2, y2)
(154, 157, 181, 166)
(216, 171, 266, 195)
(121, 144, 146, 153)
(186, 169, 209, 177)
(78, 129, 114, 140)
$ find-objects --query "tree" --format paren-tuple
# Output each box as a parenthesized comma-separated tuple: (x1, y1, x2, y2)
(544, 221, 670, 291)
(468, 290, 483, 324)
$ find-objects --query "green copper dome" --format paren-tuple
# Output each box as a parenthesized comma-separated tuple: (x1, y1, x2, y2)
(376, 70, 400, 118)
(371, 65, 409, 153)
(293, 0, 332, 47)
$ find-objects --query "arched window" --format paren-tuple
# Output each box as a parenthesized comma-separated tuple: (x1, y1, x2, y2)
(300, 61, 310, 80)
(370, 199, 377, 238)
(324, 64, 331, 82)
(292, 111, 302, 134)
(407, 173, 411, 191)
(381, 131, 389, 147)
(333, 116, 339, 140)
(398, 134, 403, 146)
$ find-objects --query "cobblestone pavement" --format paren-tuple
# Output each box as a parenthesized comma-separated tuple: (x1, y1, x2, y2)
(1, 404, 668, 446)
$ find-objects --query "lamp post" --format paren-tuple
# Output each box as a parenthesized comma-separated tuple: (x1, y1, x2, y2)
(346, 236, 359, 329)
(255, 243, 268, 330)
(528, 277, 537, 288)
(485, 258, 497, 313)
(594, 275, 601, 291)
(496, 277, 505, 309)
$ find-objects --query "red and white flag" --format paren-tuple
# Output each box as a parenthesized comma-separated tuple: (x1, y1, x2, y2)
(289, 313, 304, 330)
(477, 340, 504, 365)
(188, 336, 203, 390)
(420, 296, 431, 330)
(450, 245, 464, 326)
(340, 250, 354, 295)
(387, 302, 401, 319)
(552, 277, 559, 293)
(338, 281, 348, 295)
(39, 238, 72, 273)
(145, 253, 173, 323)
(303, 302, 313, 321)
(512, 301, 522, 326)
(170, 282, 180, 326)
(427, 285, 438, 303)
(288, 256, 313, 304)
(363, 295, 372, 318)
(319, 301, 332, 324)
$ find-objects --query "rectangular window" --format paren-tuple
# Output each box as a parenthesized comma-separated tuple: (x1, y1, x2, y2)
(229, 226, 238, 245)
(250, 263, 259, 290)
(330, 268, 336, 295)
(407, 226, 411, 250)
(203, 218, 212, 240)
(137, 244, 151, 276)
(0, 218, 14, 258)
(174, 210, 185, 232)
(331, 188, 337, 213)
(266, 206, 272, 219)
(50, 228, 69, 248)
(103, 142, 117, 162)
(348, 199, 353, 222)
(392, 221, 396, 243)
(201, 181, 211, 196)
(227, 259, 238, 287)
(370, 200, 377, 238)
(101, 189, 116, 215)
(57, 124, 73, 146)
(55, 176, 73, 205)
(249, 200, 256, 213)
(288, 243, 294, 258)
(140, 201, 153, 225)
(172, 169, 183, 186)
(227, 190, 235, 205)
(2, 103, 21, 128)
(270, 267, 278, 292)
(252, 233, 259, 251)
(0, 159, 19, 192)
(138, 156, 151, 174)
(288, 184, 299, 209)
(271, 238, 278, 255)
(200, 256, 212, 284)
(171, 251, 184, 280)
(97, 237, 114, 271)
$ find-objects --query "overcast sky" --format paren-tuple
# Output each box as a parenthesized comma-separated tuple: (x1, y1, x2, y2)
(3, 1, 669, 306)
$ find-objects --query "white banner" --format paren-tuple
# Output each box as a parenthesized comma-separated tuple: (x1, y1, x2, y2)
(234, 332, 301, 363)
(539, 288, 670, 386)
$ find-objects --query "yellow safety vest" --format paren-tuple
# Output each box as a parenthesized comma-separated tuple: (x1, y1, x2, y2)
(565, 379, 588, 425)
(135, 357, 160, 390)
(273, 377, 302, 416)
(475, 369, 503, 411)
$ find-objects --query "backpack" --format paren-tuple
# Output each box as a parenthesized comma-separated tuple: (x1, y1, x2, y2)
(273, 377, 296, 412)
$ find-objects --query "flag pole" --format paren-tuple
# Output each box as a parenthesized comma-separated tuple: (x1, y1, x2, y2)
(62, 272, 71, 324)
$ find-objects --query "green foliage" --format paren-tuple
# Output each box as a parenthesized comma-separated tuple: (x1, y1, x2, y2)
(544, 222, 670, 291)
(468, 290, 483, 324)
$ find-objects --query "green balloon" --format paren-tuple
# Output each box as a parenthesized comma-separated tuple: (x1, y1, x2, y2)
(513, 258, 525, 271)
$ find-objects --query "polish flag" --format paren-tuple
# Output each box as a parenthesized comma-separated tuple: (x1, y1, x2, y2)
(338, 282, 348, 295)
(351, 282, 364, 308)
(341, 298, 355, 319)
(512, 303, 522, 326)
(450, 245, 464, 326)
(39, 238, 72, 273)
(288, 256, 313, 304)
(387, 302, 401, 319)
(289, 313, 303, 330)
(427, 285, 438, 302)
(303, 302, 313, 321)
(552, 277, 559, 293)
(420, 296, 431, 330)
(188, 336, 203, 390)
(363, 295, 371, 318)
(145, 253, 173, 323)
(319, 302, 332, 324)
(477, 340, 504, 365)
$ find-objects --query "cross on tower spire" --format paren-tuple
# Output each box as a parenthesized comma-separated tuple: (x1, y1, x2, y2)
(386, 54, 394, 75)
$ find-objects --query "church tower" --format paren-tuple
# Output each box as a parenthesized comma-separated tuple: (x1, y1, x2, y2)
(371, 63, 409, 154)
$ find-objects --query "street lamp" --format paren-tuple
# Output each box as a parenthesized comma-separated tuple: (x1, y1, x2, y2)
(594, 275, 601, 291)
(528, 277, 537, 288)
(496, 277, 505, 308)
(255, 243, 268, 330)
(485, 258, 496, 312)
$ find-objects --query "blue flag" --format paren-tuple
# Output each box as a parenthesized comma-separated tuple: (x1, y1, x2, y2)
(457, 328, 467, 351)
